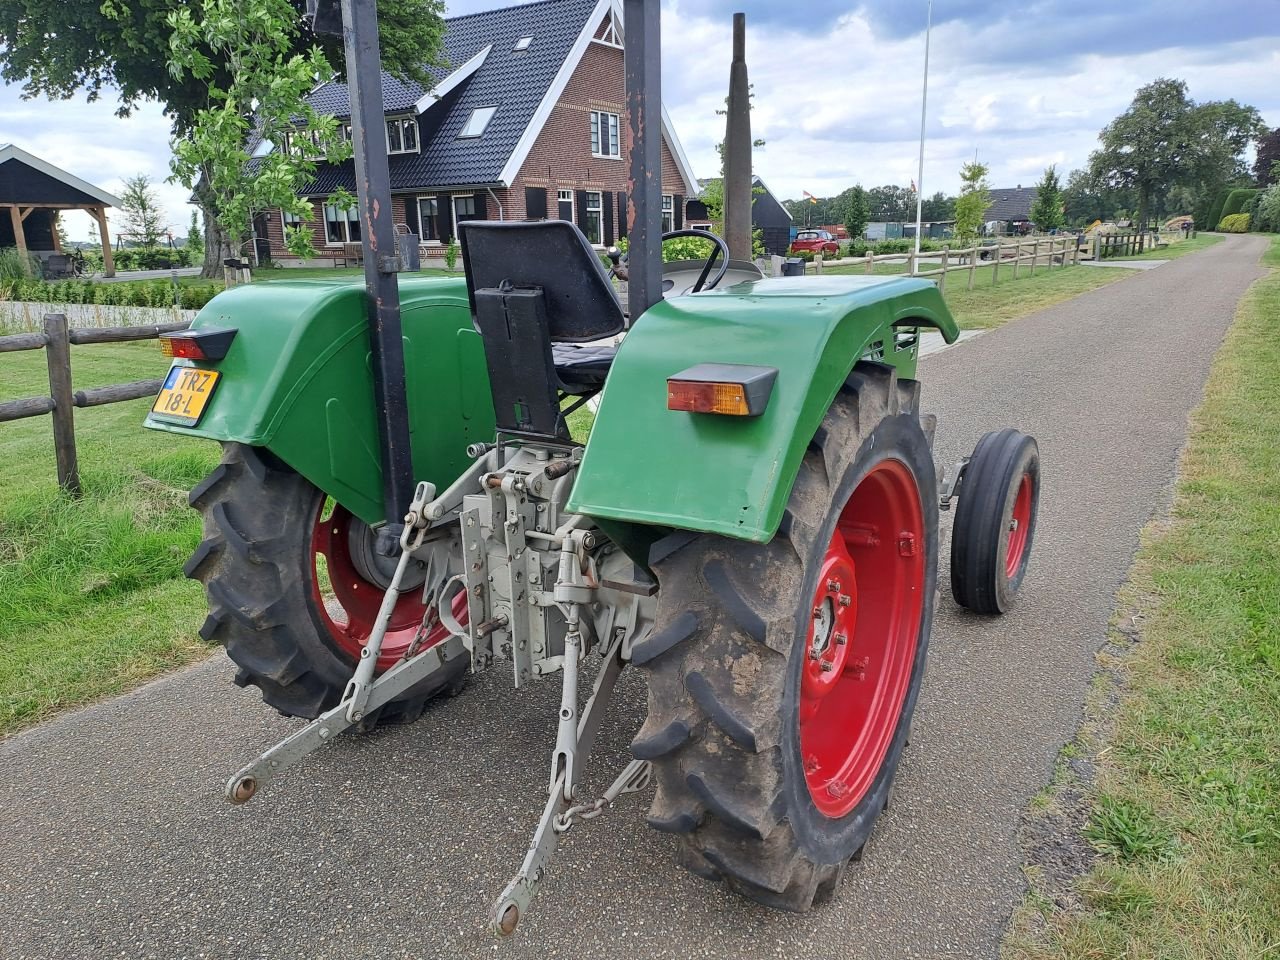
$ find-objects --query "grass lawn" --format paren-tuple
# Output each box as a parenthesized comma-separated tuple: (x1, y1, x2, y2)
(1005, 237, 1280, 958)
(0, 341, 217, 736)
(1111, 232, 1223, 261)
(827, 259, 1131, 330)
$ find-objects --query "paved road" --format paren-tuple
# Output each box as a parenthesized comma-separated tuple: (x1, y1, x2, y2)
(1, 234, 1268, 960)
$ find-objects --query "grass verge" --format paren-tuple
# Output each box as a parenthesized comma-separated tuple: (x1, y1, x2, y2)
(1111, 232, 1223, 261)
(0, 342, 217, 736)
(1004, 237, 1280, 958)
(826, 261, 1131, 330)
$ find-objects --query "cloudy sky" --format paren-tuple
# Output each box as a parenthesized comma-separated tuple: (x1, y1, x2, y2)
(4, 0, 1277, 240)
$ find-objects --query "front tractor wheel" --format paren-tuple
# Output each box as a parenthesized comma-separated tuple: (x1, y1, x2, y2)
(632, 362, 938, 910)
(185, 443, 466, 725)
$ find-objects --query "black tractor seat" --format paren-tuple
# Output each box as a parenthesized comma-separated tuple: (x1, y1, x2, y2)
(551, 342, 617, 392)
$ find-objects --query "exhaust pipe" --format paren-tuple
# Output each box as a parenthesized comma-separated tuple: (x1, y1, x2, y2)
(722, 13, 752, 262)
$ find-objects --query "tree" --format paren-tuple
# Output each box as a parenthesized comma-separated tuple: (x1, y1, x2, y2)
(186, 210, 204, 257)
(1030, 165, 1065, 232)
(118, 173, 167, 248)
(1255, 128, 1280, 186)
(953, 161, 990, 242)
(866, 185, 915, 222)
(842, 185, 870, 240)
(0, 0, 446, 277)
(920, 191, 955, 223)
(1089, 78, 1263, 231)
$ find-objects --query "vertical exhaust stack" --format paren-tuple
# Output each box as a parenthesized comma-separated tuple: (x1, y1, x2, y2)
(722, 12, 752, 263)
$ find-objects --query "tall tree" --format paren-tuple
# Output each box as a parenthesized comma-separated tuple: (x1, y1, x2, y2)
(1255, 128, 1280, 187)
(118, 173, 167, 248)
(953, 161, 990, 242)
(0, 0, 445, 276)
(1030, 165, 1065, 232)
(842, 185, 870, 240)
(920, 191, 955, 222)
(866, 185, 915, 222)
(1089, 78, 1262, 231)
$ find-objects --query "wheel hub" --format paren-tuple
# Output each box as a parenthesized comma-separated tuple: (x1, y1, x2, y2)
(346, 517, 427, 592)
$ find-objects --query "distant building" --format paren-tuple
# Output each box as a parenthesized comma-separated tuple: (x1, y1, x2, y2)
(983, 186, 1037, 235)
(689, 175, 793, 256)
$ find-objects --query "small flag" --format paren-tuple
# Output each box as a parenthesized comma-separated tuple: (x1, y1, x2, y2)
(802, 190, 818, 204)
(910, 179, 917, 192)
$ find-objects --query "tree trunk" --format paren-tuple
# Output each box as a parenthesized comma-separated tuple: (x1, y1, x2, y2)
(1136, 184, 1151, 234)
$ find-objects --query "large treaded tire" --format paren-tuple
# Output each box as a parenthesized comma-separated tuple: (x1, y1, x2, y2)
(184, 442, 466, 725)
(632, 362, 939, 911)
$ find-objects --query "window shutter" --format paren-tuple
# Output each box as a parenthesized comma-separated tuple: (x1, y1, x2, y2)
(602, 190, 614, 245)
(674, 195, 684, 230)
(575, 190, 589, 234)
(524, 186, 547, 220)
(405, 198, 421, 238)
(616, 192, 628, 239)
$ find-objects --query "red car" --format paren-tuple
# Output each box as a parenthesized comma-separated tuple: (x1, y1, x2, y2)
(790, 229, 840, 255)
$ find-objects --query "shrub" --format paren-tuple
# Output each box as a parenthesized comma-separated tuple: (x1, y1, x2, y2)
(872, 238, 913, 254)
(444, 238, 459, 271)
(1218, 213, 1250, 233)
(1204, 187, 1234, 231)
(1220, 188, 1259, 221)
(1258, 184, 1280, 233)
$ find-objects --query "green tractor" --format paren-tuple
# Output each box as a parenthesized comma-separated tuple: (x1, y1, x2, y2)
(145, 0, 1039, 936)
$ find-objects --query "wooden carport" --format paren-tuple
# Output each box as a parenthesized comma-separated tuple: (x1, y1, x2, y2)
(0, 143, 123, 277)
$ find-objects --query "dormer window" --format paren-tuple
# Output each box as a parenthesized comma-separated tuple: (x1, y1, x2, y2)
(458, 106, 498, 139)
(386, 117, 419, 154)
(513, 35, 533, 51)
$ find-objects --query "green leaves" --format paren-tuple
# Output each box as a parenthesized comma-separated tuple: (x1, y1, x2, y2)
(954, 161, 990, 242)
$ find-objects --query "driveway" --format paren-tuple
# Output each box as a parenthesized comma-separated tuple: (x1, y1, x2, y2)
(0, 234, 1268, 960)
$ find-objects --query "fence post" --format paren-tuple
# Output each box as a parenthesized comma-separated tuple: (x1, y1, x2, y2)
(815, 254, 823, 274)
(938, 247, 949, 292)
(992, 244, 1001, 285)
(43, 312, 81, 497)
(1031, 239, 1040, 275)
(1073, 237, 1080, 266)
(907, 250, 916, 277)
(1013, 240, 1021, 280)
(865, 251, 874, 274)
(968, 245, 977, 290)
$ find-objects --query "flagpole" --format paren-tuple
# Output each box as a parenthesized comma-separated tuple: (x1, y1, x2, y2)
(912, 0, 932, 273)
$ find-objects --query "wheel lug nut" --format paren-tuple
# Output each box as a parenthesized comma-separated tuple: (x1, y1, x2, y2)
(820, 662, 834, 673)
(835, 634, 847, 646)
(838, 594, 852, 607)
(827, 579, 840, 592)
(812, 606, 822, 619)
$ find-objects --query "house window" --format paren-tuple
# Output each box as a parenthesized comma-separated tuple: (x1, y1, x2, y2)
(661, 195, 674, 233)
(386, 117, 418, 154)
(584, 191, 603, 245)
(416, 197, 439, 242)
(323, 202, 361, 244)
(282, 207, 310, 231)
(690, 223, 713, 232)
(557, 189, 574, 222)
(459, 106, 498, 139)
(513, 35, 533, 51)
(452, 194, 481, 237)
(590, 111, 620, 158)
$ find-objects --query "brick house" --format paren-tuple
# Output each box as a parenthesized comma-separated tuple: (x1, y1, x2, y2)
(256, 0, 700, 264)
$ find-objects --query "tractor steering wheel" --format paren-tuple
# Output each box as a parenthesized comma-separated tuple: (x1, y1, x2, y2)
(661, 228, 731, 293)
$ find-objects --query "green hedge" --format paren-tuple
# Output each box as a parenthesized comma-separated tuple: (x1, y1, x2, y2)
(0, 277, 221, 310)
(1220, 189, 1259, 221)
(1218, 213, 1251, 233)
(1204, 187, 1234, 231)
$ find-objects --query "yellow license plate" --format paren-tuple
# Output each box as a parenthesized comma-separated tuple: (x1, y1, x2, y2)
(151, 366, 220, 426)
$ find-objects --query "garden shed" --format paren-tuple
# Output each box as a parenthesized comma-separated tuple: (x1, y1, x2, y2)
(0, 143, 122, 276)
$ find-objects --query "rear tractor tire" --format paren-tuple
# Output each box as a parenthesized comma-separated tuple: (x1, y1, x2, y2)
(632, 361, 938, 911)
(185, 442, 466, 726)
(950, 428, 1039, 614)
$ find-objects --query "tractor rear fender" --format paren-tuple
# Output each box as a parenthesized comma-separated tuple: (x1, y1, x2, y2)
(568, 275, 958, 544)
(144, 277, 495, 525)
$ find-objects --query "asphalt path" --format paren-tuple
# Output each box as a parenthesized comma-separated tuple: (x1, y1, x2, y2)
(1, 234, 1268, 960)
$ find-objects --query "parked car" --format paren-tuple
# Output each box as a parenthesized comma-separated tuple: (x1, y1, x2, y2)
(790, 229, 839, 255)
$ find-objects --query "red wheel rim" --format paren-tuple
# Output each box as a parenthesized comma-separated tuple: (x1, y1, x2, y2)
(310, 502, 458, 671)
(1006, 474, 1032, 579)
(799, 459, 925, 819)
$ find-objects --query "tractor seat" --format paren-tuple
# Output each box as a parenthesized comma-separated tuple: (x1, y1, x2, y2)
(551, 342, 617, 391)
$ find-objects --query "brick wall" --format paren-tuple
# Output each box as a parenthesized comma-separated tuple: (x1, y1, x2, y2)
(509, 40, 693, 239)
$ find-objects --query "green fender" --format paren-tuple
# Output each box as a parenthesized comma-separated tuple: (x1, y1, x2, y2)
(144, 276, 495, 525)
(568, 275, 958, 543)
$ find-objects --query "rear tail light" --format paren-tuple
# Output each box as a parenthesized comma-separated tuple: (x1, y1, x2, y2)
(159, 327, 237, 361)
(667, 364, 777, 417)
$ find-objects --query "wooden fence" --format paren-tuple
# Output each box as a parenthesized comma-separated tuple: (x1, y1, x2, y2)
(1095, 231, 1147, 258)
(798, 236, 1082, 292)
(0, 312, 190, 495)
